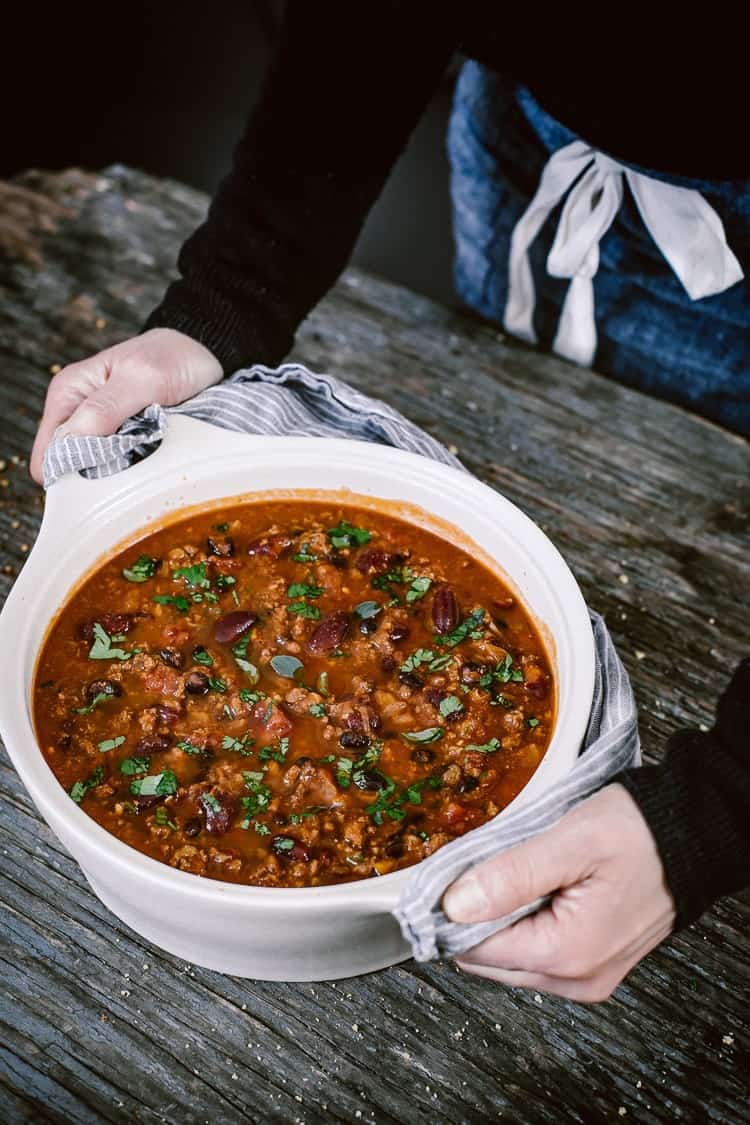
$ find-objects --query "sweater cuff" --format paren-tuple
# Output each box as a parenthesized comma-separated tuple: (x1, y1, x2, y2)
(617, 728, 750, 929)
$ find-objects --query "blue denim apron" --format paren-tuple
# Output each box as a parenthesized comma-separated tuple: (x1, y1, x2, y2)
(449, 62, 750, 437)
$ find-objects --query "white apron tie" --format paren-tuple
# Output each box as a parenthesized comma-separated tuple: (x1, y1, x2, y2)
(503, 140, 744, 367)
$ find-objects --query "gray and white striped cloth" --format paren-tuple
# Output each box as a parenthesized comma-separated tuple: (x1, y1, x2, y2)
(43, 362, 640, 962)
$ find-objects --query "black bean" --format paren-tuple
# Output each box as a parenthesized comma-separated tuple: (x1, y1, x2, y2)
(159, 647, 184, 669)
(295, 756, 313, 767)
(86, 678, 122, 701)
(457, 776, 480, 794)
(411, 747, 435, 764)
(399, 670, 423, 690)
(388, 624, 409, 643)
(385, 834, 405, 858)
(353, 768, 390, 792)
(184, 817, 203, 838)
(359, 618, 378, 635)
(185, 671, 210, 695)
(339, 730, 369, 749)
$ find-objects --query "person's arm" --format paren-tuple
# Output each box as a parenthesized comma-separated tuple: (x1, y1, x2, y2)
(143, 2, 454, 372)
(31, 2, 453, 480)
(443, 658, 750, 1002)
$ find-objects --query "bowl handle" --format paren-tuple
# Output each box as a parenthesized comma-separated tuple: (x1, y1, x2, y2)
(42, 413, 260, 528)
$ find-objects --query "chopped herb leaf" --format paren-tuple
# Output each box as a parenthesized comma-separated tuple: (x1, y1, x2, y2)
(223, 704, 235, 720)
(130, 769, 178, 797)
(201, 793, 222, 814)
(176, 739, 204, 755)
(119, 756, 150, 775)
(467, 737, 502, 754)
(215, 574, 236, 589)
(272, 836, 296, 853)
(405, 576, 432, 604)
(354, 600, 382, 619)
(259, 736, 290, 764)
(152, 593, 190, 613)
(154, 806, 177, 829)
(434, 608, 486, 648)
(88, 622, 137, 661)
(207, 677, 227, 693)
(327, 520, 372, 549)
(69, 766, 103, 804)
(288, 601, 321, 619)
(239, 688, 267, 705)
(400, 648, 434, 673)
(336, 757, 353, 788)
(192, 646, 214, 666)
(438, 695, 464, 719)
(254, 821, 271, 836)
(221, 733, 256, 756)
(74, 691, 110, 715)
(172, 562, 210, 589)
(293, 544, 318, 563)
(402, 727, 444, 743)
(428, 654, 453, 672)
(122, 554, 158, 583)
(269, 654, 304, 678)
(320, 754, 336, 763)
(308, 702, 327, 718)
(492, 653, 525, 684)
(240, 772, 271, 824)
(527, 717, 540, 728)
(235, 657, 260, 683)
(287, 582, 323, 599)
(231, 589, 241, 607)
(97, 735, 125, 753)
(416, 830, 430, 842)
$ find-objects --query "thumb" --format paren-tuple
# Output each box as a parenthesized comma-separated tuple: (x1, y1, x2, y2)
(442, 824, 580, 924)
(57, 366, 161, 439)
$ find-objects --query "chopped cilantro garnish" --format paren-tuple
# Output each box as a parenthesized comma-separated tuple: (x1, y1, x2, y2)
(154, 806, 177, 829)
(434, 608, 486, 648)
(214, 522, 230, 532)
(270, 654, 304, 678)
(152, 594, 191, 613)
(68, 766, 103, 804)
(122, 554, 158, 583)
(119, 756, 150, 775)
(259, 736, 290, 764)
(87, 622, 138, 662)
(272, 836, 296, 854)
(172, 562, 210, 589)
(221, 733, 255, 756)
(201, 793, 222, 814)
(239, 688, 267, 705)
(254, 821, 271, 836)
(74, 691, 110, 715)
(240, 771, 271, 825)
(405, 576, 432, 604)
(207, 677, 227, 693)
(400, 648, 434, 674)
(288, 601, 321, 619)
(176, 739, 204, 755)
(215, 574, 236, 589)
(235, 657, 260, 682)
(402, 727, 444, 743)
(192, 646, 213, 666)
(97, 735, 125, 753)
(130, 769, 178, 797)
(308, 702, 327, 718)
(293, 543, 318, 563)
(354, 600, 382, 619)
(438, 695, 464, 720)
(327, 521, 372, 549)
(287, 582, 323, 599)
(527, 717, 540, 729)
(336, 757, 353, 788)
(467, 737, 502, 754)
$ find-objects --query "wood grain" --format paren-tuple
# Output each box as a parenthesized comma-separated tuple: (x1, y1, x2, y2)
(0, 166, 747, 1124)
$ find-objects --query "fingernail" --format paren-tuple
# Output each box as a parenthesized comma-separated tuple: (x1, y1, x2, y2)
(443, 876, 488, 922)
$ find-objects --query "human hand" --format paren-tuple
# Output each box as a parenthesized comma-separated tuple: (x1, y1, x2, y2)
(30, 328, 223, 483)
(442, 783, 676, 1002)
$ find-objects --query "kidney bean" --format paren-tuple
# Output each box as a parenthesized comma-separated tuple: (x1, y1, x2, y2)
(185, 671, 210, 695)
(134, 794, 165, 812)
(207, 536, 235, 557)
(135, 734, 172, 756)
(246, 534, 294, 559)
(424, 687, 445, 708)
(385, 834, 405, 858)
(411, 747, 435, 764)
(154, 704, 181, 725)
(159, 647, 184, 669)
(183, 817, 203, 838)
(214, 611, 257, 645)
(308, 610, 349, 654)
(432, 587, 459, 635)
(460, 662, 487, 685)
(199, 789, 235, 835)
(355, 548, 406, 575)
(77, 613, 139, 640)
(85, 678, 122, 701)
(272, 837, 310, 862)
(339, 730, 369, 749)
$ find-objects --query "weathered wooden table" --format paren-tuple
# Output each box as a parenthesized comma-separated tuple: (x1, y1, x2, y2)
(1, 167, 748, 1124)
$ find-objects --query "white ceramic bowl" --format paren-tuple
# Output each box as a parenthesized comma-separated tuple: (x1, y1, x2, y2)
(0, 415, 594, 981)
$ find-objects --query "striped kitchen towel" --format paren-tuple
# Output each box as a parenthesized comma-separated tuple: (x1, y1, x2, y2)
(42, 361, 640, 961)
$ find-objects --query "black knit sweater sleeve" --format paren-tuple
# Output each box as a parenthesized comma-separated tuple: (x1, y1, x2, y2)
(619, 658, 750, 928)
(143, 2, 453, 372)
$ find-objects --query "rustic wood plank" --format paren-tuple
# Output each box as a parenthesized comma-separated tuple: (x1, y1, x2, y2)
(0, 165, 748, 1124)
